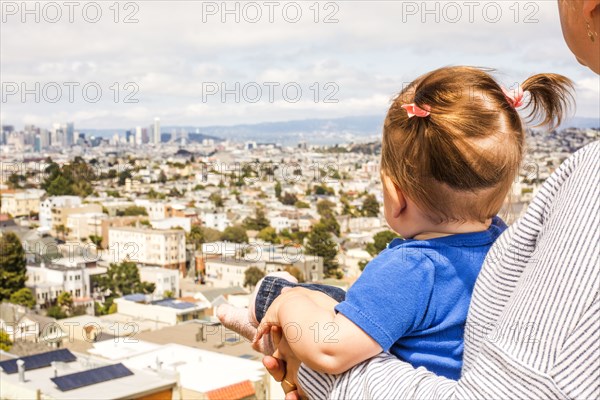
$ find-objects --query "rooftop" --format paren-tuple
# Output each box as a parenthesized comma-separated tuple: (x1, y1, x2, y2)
(0, 349, 176, 400)
(87, 340, 264, 395)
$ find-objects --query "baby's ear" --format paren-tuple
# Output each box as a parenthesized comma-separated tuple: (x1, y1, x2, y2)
(381, 173, 406, 218)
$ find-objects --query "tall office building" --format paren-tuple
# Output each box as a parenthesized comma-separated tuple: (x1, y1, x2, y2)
(135, 126, 143, 146)
(34, 134, 41, 152)
(125, 130, 133, 145)
(153, 117, 161, 144)
(66, 122, 75, 146)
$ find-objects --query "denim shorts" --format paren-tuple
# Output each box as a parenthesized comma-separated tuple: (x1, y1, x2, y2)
(254, 276, 348, 322)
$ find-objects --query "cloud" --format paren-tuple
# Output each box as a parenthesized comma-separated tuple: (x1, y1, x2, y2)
(1, 1, 598, 129)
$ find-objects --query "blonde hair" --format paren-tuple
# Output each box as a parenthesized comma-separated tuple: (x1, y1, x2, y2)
(381, 66, 574, 223)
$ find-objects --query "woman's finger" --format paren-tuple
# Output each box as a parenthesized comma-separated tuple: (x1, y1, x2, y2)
(285, 391, 301, 400)
(262, 355, 286, 382)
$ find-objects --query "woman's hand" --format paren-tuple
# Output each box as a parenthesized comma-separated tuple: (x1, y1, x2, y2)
(264, 326, 305, 400)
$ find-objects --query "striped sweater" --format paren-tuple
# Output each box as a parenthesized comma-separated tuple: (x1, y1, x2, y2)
(298, 141, 600, 400)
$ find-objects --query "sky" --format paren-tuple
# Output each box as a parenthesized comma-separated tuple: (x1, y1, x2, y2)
(1, 0, 599, 130)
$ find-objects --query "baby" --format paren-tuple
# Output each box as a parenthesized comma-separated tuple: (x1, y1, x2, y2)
(219, 66, 573, 380)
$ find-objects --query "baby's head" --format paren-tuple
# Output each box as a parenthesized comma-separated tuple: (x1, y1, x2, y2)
(381, 66, 574, 237)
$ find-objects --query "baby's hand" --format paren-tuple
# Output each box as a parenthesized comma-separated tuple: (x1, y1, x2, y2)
(253, 287, 305, 346)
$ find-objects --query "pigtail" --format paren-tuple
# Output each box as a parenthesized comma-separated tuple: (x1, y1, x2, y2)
(521, 74, 575, 129)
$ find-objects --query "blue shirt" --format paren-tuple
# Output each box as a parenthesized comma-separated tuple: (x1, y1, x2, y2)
(335, 217, 506, 379)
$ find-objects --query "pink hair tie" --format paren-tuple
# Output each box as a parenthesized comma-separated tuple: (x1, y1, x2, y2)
(401, 103, 431, 118)
(502, 86, 525, 108)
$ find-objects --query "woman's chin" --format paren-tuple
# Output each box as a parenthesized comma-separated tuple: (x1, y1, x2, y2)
(576, 56, 588, 67)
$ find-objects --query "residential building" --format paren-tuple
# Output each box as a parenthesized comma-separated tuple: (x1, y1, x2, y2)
(0, 189, 44, 217)
(201, 211, 230, 231)
(108, 226, 186, 272)
(150, 216, 191, 232)
(40, 196, 102, 235)
(26, 258, 105, 312)
(39, 196, 81, 230)
(0, 303, 65, 346)
(114, 295, 209, 325)
(0, 349, 177, 399)
(87, 339, 270, 399)
(65, 212, 107, 241)
(138, 266, 180, 297)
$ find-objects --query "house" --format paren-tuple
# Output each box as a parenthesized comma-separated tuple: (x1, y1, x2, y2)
(87, 340, 270, 399)
(201, 211, 230, 231)
(138, 266, 180, 297)
(0, 348, 177, 399)
(0, 303, 65, 347)
(150, 216, 191, 232)
(0, 189, 45, 217)
(113, 295, 210, 325)
(26, 257, 105, 313)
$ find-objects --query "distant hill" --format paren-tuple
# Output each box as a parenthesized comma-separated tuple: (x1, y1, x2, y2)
(80, 115, 598, 146)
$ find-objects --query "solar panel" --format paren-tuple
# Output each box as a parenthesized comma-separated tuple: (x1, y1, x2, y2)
(51, 363, 133, 391)
(0, 349, 76, 374)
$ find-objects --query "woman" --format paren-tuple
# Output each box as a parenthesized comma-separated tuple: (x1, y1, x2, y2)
(263, 1, 600, 398)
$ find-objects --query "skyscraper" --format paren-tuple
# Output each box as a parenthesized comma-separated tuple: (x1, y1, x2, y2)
(135, 126, 143, 147)
(66, 122, 74, 146)
(34, 134, 41, 152)
(153, 118, 161, 144)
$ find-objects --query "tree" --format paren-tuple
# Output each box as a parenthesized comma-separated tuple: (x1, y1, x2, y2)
(257, 227, 278, 243)
(57, 291, 73, 314)
(47, 305, 67, 319)
(55, 224, 71, 240)
(202, 227, 223, 243)
(9, 288, 36, 308)
(314, 184, 334, 196)
(42, 159, 95, 197)
(295, 201, 310, 209)
(362, 194, 380, 217)
(285, 266, 305, 283)
(305, 223, 340, 278)
(317, 200, 336, 217)
(366, 230, 399, 257)
(244, 267, 265, 289)
(0, 329, 12, 352)
(281, 192, 298, 206)
(274, 181, 282, 199)
(7, 173, 25, 189)
(89, 234, 103, 247)
(120, 205, 148, 216)
(96, 261, 156, 300)
(221, 225, 248, 244)
(243, 208, 270, 231)
(163, 290, 174, 298)
(187, 225, 204, 248)
(158, 170, 168, 184)
(0, 232, 27, 301)
(358, 260, 369, 272)
(209, 192, 224, 208)
(46, 175, 74, 196)
(319, 216, 340, 237)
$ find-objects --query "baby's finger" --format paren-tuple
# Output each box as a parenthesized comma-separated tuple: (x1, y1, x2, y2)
(254, 323, 270, 343)
(271, 325, 283, 347)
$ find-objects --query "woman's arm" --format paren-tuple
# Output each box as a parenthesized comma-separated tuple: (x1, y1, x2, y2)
(256, 287, 382, 375)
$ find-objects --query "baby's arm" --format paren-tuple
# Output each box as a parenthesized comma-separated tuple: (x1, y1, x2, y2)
(257, 287, 382, 375)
